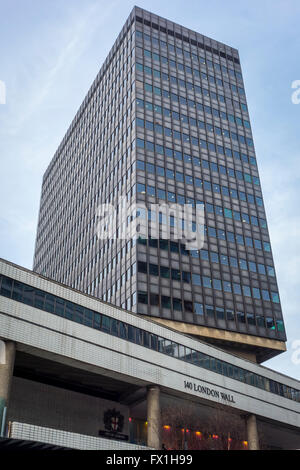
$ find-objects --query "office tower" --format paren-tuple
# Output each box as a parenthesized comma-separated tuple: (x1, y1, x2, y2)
(33, 6, 286, 363)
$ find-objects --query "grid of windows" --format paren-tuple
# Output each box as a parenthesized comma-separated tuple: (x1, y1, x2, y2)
(137, 260, 279, 305)
(133, 12, 284, 345)
(32, 8, 286, 355)
(0, 273, 297, 402)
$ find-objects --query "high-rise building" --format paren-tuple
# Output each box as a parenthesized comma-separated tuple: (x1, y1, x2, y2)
(33, 6, 286, 363)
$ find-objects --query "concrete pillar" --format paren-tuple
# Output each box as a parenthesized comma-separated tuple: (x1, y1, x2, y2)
(147, 385, 161, 449)
(246, 414, 259, 450)
(0, 341, 16, 426)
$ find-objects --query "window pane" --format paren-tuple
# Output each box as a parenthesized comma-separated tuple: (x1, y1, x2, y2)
(101, 315, 111, 332)
(34, 290, 45, 309)
(12, 280, 23, 301)
(55, 298, 65, 316)
(194, 303, 203, 315)
(45, 294, 56, 313)
(1, 277, 13, 298)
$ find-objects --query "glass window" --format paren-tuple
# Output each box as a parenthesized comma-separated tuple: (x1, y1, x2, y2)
(217, 229, 226, 240)
(176, 171, 184, 182)
(119, 322, 127, 340)
(170, 241, 179, 253)
(192, 273, 201, 286)
(271, 292, 280, 303)
(249, 262, 257, 273)
(226, 309, 235, 321)
(160, 266, 170, 279)
(136, 329, 143, 345)
(161, 295, 171, 309)
(149, 293, 159, 306)
(173, 298, 182, 311)
(247, 313, 255, 325)
(213, 279, 222, 290)
(55, 298, 65, 316)
(93, 313, 101, 329)
(137, 183, 146, 194)
(12, 280, 23, 301)
(166, 169, 174, 179)
(45, 293, 56, 313)
(138, 261, 147, 274)
(200, 249, 209, 260)
(127, 325, 136, 342)
(267, 266, 275, 277)
(224, 281, 232, 292)
(205, 305, 214, 317)
(210, 252, 219, 263)
(248, 194, 256, 204)
(194, 303, 204, 315)
(100, 315, 110, 332)
(137, 138, 145, 149)
(204, 181, 211, 191)
(216, 307, 225, 320)
(182, 271, 191, 283)
(224, 208, 232, 218)
(233, 283, 242, 295)
(266, 317, 275, 329)
(184, 300, 193, 313)
(233, 210, 241, 221)
(258, 264, 266, 275)
(236, 234, 244, 245)
(171, 269, 181, 281)
(243, 285, 251, 297)
(146, 163, 155, 173)
(157, 189, 166, 200)
(149, 264, 159, 276)
(136, 160, 145, 170)
(203, 277, 212, 288)
(245, 237, 253, 248)
(237, 312, 246, 323)
(262, 290, 270, 301)
(147, 185, 155, 196)
(252, 288, 261, 300)
(84, 309, 93, 327)
(1, 277, 13, 298)
(276, 320, 285, 332)
(138, 291, 148, 304)
(168, 192, 176, 202)
(34, 289, 45, 309)
(220, 255, 228, 266)
(254, 239, 262, 250)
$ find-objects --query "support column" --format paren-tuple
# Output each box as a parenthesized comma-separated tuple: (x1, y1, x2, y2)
(147, 385, 161, 449)
(0, 341, 16, 433)
(246, 414, 259, 450)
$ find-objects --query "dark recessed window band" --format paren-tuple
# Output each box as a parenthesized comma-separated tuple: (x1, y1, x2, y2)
(135, 16, 240, 65)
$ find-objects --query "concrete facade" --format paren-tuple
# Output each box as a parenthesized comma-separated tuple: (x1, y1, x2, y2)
(8, 377, 129, 438)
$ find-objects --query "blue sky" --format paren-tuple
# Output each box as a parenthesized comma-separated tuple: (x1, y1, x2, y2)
(0, 0, 299, 379)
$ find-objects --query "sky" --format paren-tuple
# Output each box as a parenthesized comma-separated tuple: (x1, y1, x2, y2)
(0, 0, 299, 380)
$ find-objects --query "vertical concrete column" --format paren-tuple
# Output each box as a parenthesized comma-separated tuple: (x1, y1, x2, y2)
(246, 414, 259, 450)
(147, 385, 161, 449)
(0, 341, 16, 421)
